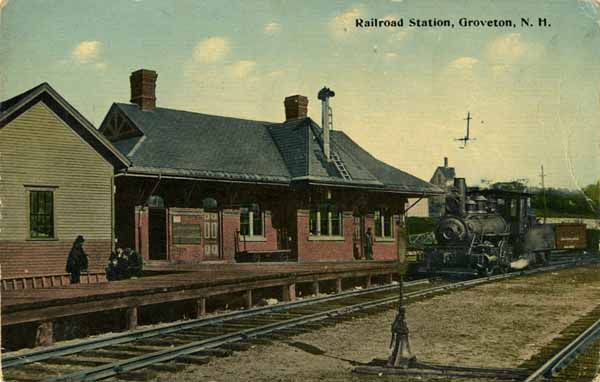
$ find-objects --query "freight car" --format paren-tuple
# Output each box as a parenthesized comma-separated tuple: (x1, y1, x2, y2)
(417, 179, 596, 277)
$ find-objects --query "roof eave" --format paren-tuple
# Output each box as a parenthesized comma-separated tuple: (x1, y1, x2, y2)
(117, 167, 291, 187)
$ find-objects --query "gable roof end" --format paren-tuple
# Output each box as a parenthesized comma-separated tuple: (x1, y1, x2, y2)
(0, 83, 131, 169)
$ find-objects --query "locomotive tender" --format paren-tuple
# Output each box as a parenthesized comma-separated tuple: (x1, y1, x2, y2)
(418, 179, 589, 276)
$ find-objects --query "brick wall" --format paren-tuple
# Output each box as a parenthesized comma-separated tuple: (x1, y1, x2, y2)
(236, 211, 279, 252)
(372, 240, 398, 260)
(371, 214, 399, 261)
(296, 210, 354, 262)
(0, 240, 111, 278)
(222, 209, 279, 261)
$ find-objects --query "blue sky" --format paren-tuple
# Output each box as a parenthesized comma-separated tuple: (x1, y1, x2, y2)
(1, 0, 599, 189)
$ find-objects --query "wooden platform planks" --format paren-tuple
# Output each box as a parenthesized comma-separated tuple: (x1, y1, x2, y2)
(2, 261, 398, 327)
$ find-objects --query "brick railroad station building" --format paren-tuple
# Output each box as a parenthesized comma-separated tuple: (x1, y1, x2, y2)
(100, 69, 442, 265)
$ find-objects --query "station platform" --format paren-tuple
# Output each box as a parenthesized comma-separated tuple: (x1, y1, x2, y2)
(2, 261, 399, 340)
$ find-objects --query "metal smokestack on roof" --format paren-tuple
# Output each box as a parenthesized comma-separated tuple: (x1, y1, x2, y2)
(318, 87, 335, 162)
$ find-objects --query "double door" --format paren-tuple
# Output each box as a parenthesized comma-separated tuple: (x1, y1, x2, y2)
(203, 212, 220, 260)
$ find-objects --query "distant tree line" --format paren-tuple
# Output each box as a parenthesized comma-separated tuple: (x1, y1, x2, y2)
(530, 182, 600, 218)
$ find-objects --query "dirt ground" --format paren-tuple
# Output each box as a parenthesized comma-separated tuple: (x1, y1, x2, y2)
(116, 266, 600, 381)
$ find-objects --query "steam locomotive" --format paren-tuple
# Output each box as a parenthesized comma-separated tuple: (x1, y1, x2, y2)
(417, 179, 590, 277)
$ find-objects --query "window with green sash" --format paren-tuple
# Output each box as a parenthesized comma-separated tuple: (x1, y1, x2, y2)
(29, 190, 54, 239)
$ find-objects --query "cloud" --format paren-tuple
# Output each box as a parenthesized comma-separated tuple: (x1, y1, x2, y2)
(193, 37, 230, 63)
(486, 33, 543, 64)
(72, 41, 102, 64)
(449, 56, 479, 70)
(330, 8, 361, 38)
(267, 69, 286, 78)
(95, 62, 108, 71)
(386, 29, 413, 46)
(229, 60, 256, 79)
(184, 59, 259, 84)
(264, 22, 281, 34)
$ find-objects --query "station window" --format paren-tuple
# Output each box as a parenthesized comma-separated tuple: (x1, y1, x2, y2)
(309, 203, 343, 236)
(29, 190, 55, 239)
(240, 204, 264, 237)
(374, 209, 394, 238)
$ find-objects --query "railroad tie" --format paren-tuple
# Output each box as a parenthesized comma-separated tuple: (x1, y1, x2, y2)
(147, 362, 188, 373)
(219, 342, 254, 351)
(40, 356, 105, 367)
(112, 370, 155, 381)
(174, 354, 212, 365)
(190, 348, 233, 358)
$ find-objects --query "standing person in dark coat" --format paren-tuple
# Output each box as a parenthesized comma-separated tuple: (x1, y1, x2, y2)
(66, 235, 88, 284)
(365, 227, 374, 260)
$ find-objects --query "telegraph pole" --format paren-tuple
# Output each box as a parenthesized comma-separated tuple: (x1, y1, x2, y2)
(540, 165, 548, 224)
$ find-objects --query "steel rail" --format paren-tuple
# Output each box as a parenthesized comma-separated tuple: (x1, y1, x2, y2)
(43, 261, 591, 382)
(523, 317, 600, 382)
(2, 279, 428, 369)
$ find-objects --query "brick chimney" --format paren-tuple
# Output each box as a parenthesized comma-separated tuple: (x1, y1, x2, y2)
(284, 95, 308, 121)
(130, 69, 158, 111)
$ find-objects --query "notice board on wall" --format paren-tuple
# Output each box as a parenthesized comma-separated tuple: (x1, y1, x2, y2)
(172, 223, 202, 244)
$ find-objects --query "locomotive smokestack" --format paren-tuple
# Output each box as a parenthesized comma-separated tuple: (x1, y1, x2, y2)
(454, 178, 466, 215)
(444, 157, 448, 168)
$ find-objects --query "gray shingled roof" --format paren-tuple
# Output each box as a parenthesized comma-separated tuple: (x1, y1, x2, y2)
(112, 103, 290, 183)
(104, 103, 442, 195)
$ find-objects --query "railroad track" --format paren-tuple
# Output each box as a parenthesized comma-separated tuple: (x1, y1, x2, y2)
(3, 260, 596, 382)
(521, 305, 600, 382)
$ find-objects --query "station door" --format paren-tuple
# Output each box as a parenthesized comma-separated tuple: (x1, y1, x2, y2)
(167, 208, 222, 262)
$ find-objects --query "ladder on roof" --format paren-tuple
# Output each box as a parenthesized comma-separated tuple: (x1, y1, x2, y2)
(324, 102, 352, 181)
(330, 152, 352, 181)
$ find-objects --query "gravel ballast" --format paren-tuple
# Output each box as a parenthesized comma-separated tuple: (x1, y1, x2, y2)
(108, 266, 600, 381)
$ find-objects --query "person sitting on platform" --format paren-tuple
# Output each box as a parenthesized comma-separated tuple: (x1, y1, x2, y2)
(116, 248, 130, 280)
(106, 249, 121, 281)
(127, 248, 143, 278)
(66, 235, 88, 284)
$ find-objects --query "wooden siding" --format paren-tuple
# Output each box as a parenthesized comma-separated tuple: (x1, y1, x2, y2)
(0, 101, 114, 277)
